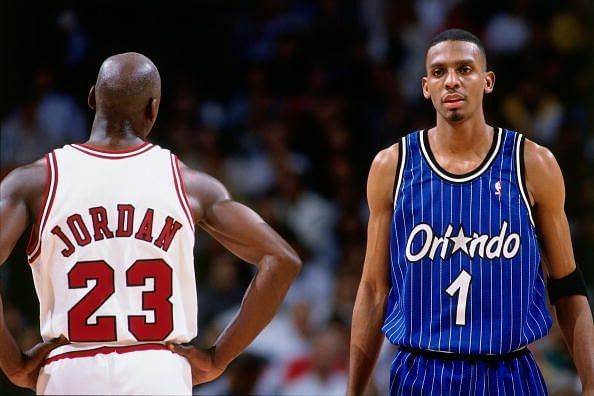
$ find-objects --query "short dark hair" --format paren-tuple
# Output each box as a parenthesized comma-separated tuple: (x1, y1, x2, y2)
(426, 29, 487, 67)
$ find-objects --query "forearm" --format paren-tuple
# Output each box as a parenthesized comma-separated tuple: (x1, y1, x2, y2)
(212, 254, 300, 368)
(0, 293, 24, 377)
(555, 295, 594, 389)
(347, 283, 388, 396)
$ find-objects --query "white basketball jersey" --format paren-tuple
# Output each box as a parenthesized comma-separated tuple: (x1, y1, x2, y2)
(27, 142, 197, 353)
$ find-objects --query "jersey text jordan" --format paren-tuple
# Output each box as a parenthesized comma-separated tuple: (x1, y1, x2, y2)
(50, 205, 183, 257)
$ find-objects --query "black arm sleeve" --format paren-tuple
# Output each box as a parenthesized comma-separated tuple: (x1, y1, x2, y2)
(547, 267, 589, 305)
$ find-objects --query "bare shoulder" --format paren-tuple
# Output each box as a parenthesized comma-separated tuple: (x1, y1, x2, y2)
(371, 143, 399, 172)
(367, 143, 400, 210)
(0, 159, 46, 202)
(523, 138, 564, 208)
(176, 160, 231, 223)
(524, 139, 558, 171)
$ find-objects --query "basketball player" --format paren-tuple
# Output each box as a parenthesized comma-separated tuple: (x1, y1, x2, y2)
(348, 29, 594, 395)
(0, 52, 301, 395)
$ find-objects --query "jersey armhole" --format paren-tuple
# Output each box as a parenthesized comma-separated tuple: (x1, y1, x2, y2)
(170, 154, 195, 232)
(515, 135, 535, 227)
(26, 151, 59, 263)
(392, 136, 407, 208)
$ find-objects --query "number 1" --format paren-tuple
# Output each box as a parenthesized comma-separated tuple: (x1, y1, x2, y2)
(446, 269, 471, 326)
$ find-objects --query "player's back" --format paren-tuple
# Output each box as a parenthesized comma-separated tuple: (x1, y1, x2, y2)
(28, 142, 196, 395)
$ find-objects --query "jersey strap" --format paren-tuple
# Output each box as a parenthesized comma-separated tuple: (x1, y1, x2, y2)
(27, 151, 59, 264)
(392, 136, 407, 209)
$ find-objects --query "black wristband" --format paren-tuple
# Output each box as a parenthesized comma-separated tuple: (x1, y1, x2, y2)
(547, 267, 589, 305)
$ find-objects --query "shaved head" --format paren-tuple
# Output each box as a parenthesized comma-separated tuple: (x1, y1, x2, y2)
(94, 52, 161, 113)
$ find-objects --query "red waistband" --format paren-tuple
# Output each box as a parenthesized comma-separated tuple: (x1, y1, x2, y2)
(43, 343, 171, 366)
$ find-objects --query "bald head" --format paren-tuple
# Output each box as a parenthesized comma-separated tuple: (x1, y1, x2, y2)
(89, 52, 161, 138)
(94, 52, 161, 112)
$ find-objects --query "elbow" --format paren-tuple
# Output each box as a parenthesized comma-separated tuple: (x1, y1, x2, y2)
(257, 246, 302, 283)
(273, 249, 302, 279)
(283, 250, 302, 278)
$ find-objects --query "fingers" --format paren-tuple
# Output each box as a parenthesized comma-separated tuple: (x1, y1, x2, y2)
(52, 335, 70, 347)
(41, 335, 69, 354)
(168, 344, 216, 375)
(28, 335, 69, 365)
(167, 343, 193, 357)
(19, 335, 70, 392)
(168, 343, 210, 366)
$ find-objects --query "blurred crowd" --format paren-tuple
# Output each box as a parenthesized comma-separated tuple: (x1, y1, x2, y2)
(1, 0, 592, 395)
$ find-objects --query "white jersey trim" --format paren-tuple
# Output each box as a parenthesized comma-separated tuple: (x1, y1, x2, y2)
(393, 136, 408, 209)
(420, 128, 503, 183)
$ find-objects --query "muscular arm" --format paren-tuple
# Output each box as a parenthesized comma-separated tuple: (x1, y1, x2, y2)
(525, 140, 594, 391)
(1, 161, 66, 390)
(347, 146, 397, 395)
(0, 167, 32, 379)
(179, 163, 301, 371)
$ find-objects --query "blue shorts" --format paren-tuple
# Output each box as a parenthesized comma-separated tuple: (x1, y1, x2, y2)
(389, 347, 547, 395)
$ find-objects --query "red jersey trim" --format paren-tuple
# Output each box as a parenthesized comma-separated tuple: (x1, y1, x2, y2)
(71, 143, 155, 159)
(170, 154, 195, 231)
(174, 155, 195, 229)
(25, 154, 51, 257)
(27, 152, 59, 264)
(42, 343, 171, 366)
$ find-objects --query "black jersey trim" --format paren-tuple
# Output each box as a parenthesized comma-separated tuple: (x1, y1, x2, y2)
(392, 136, 407, 207)
(515, 134, 535, 226)
(419, 127, 502, 183)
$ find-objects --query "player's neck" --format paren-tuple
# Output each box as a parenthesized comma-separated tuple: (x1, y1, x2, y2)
(432, 116, 491, 155)
(88, 115, 147, 149)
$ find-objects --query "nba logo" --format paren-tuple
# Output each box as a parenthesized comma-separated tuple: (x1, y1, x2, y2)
(494, 180, 502, 197)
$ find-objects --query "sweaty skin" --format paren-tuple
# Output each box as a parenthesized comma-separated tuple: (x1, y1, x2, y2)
(0, 52, 301, 391)
(347, 41, 594, 395)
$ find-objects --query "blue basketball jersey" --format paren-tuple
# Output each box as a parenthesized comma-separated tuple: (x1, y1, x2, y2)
(382, 128, 552, 354)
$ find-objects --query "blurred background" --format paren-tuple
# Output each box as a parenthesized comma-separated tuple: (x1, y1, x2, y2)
(1, 0, 592, 395)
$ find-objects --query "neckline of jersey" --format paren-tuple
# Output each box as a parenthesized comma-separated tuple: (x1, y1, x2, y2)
(70, 142, 156, 159)
(75, 141, 151, 154)
(419, 127, 502, 183)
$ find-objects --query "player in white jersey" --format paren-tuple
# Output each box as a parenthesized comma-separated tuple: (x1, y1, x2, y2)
(0, 52, 301, 395)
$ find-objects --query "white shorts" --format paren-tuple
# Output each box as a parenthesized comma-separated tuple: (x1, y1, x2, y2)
(37, 343, 192, 395)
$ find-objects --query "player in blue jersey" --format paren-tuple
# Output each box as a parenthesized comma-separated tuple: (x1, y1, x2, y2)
(347, 29, 594, 395)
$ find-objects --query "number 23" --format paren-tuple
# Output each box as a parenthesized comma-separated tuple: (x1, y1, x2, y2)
(67, 259, 173, 342)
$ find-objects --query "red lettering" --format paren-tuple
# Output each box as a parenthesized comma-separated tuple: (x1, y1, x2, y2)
(116, 204, 135, 237)
(67, 214, 92, 247)
(89, 207, 114, 241)
(134, 209, 154, 242)
(154, 217, 182, 251)
(51, 225, 76, 257)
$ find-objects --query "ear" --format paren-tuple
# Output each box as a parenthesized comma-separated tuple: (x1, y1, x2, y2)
(88, 86, 96, 110)
(147, 97, 160, 122)
(484, 71, 495, 94)
(422, 76, 431, 99)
